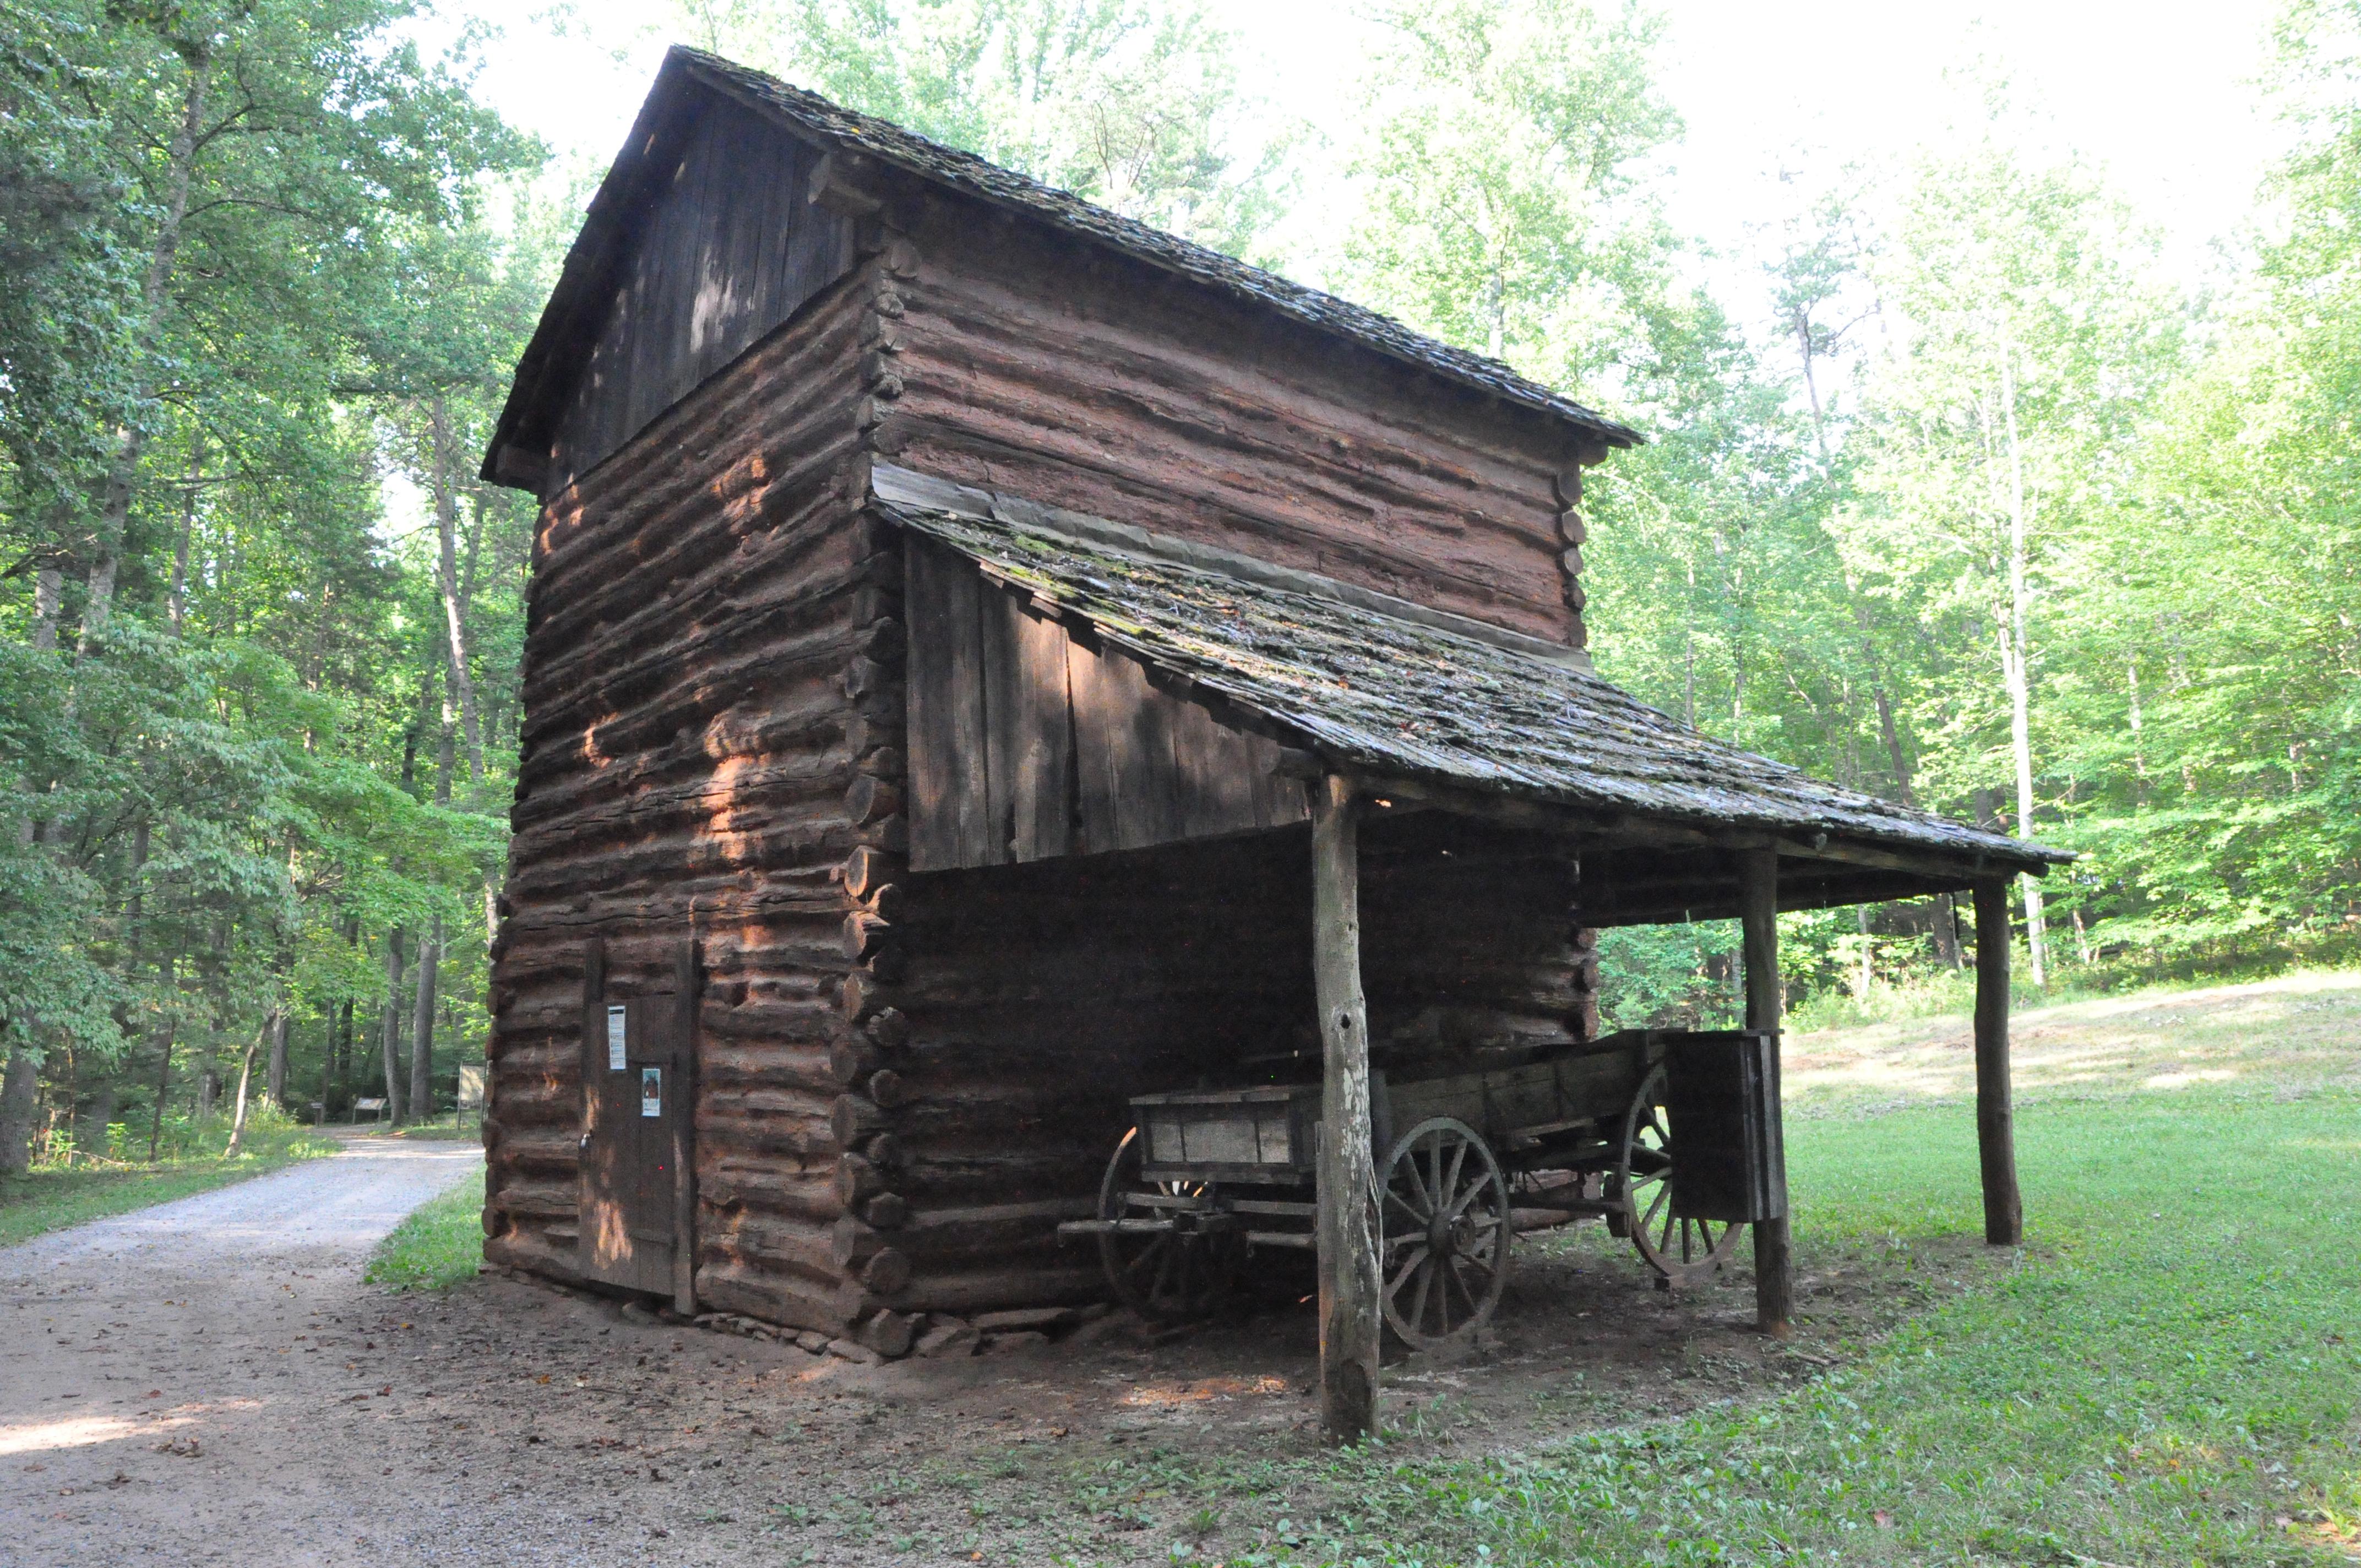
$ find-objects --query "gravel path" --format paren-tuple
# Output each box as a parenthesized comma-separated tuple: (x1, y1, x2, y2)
(1, 1137, 482, 1566)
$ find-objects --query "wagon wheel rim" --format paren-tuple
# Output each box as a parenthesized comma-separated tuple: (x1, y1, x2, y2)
(1096, 1126, 1241, 1322)
(1617, 1064, 1743, 1288)
(1379, 1117, 1511, 1350)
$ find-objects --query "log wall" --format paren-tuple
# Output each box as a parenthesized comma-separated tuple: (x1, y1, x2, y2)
(483, 247, 909, 1341)
(873, 204, 1594, 647)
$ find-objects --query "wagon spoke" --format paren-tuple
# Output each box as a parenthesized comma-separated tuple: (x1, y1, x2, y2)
(1409, 1254, 1437, 1333)
(1386, 1180, 1432, 1227)
(1446, 1167, 1498, 1222)
(1445, 1257, 1478, 1321)
(1439, 1138, 1469, 1213)
(1388, 1244, 1431, 1298)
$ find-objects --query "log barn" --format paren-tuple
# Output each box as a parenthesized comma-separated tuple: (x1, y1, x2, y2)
(476, 46, 2067, 1438)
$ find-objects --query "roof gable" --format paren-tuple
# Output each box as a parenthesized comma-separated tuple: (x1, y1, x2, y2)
(483, 46, 1642, 489)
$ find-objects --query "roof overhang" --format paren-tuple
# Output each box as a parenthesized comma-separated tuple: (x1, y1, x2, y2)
(868, 463, 2070, 920)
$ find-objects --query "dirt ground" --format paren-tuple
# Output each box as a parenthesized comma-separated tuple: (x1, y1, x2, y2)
(1, 1125, 2004, 1567)
(14, 977, 2356, 1564)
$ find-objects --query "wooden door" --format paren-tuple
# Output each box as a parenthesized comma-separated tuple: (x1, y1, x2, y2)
(576, 939, 699, 1306)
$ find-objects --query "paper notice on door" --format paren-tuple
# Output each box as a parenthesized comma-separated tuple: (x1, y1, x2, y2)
(607, 1004, 627, 1070)
(640, 1066, 661, 1118)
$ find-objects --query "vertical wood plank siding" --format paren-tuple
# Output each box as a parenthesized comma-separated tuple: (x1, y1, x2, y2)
(904, 538, 1308, 872)
(546, 97, 854, 490)
(483, 263, 877, 1335)
(880, 214, 1585, 645)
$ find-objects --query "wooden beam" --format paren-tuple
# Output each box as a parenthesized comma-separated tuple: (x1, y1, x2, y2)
(1972, 880, 2023, 1245)
(1739, 850, 1793, 1337)
(1311, 774, 1380, 1446)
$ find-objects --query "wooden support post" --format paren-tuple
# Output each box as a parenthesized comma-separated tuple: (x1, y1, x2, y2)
(1312, 774, 1380, 1446)
(1739, 849, 1793, 1337)
(1972, 880, 2023, 1245)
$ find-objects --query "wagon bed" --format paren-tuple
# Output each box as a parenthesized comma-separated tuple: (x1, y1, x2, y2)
(1061, 1029, 1786, 1348)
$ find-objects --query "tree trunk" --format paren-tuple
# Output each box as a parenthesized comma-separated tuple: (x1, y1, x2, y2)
(264, 1006, 289, 1108)
(428, 398, 485, 786)
(409, 919, 440, 1121)
(1995, 337, 2049, 984)
(30, 548, 63, 656)
(147, 1016, 176, 1162)
(167, 435, 199, 635)
(224, 1037, 258, 1157)
(380, 929, 409, 1124)
(1932, 892, 1963, 970)
(0, 1046, 38, 1176)
(79, 1080, 117, 1162)
(80, 42, 213, 651)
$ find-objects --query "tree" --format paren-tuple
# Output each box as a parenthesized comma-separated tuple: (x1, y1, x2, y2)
(1, 0, 537, 1161)
(1842, 132, 2170, 983)
(1335, 0, 1680, 390)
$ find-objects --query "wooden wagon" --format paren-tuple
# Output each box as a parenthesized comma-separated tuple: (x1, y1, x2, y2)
(1059, 1029, 1786, 1348)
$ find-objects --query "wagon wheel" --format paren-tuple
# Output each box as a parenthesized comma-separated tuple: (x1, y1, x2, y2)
(1379, 1117, 1512, 1349)
(1096, 1126, 1242, 1322)
(1616, 1065, 1744, 1288)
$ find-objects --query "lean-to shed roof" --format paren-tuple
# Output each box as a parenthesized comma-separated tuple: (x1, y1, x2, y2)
(482, 46, 1639, 484)
(871, 467, 2068, 875)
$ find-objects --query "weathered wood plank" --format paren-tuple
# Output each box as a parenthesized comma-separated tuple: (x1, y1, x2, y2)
(977, 580, 1024, 865)
(904, 540, 975, 873)
(546, 96, 855, 488)
(1008, 602, 1074, 862)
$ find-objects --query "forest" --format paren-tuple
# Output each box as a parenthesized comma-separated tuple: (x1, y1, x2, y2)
(3, 0, 2358, 1170)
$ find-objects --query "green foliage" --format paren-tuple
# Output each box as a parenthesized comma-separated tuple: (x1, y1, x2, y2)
(0, 0, 546, 1155)
(362, 1166, 486, 1292)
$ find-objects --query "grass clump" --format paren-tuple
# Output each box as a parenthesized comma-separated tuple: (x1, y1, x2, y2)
(0, 1103, 337, 1248)
(363, 1168, 486, 1292)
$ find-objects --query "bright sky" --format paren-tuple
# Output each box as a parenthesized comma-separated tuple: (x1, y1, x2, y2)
(442, 0, 2289, 330)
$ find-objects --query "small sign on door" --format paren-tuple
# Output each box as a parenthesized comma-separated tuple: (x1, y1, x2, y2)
(607, 1004, 627, 1070)
(640, 1066, 662, 1117)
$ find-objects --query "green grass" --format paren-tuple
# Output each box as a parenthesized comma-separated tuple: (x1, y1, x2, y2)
(362, 1168, 486, 1292)
(0, 1113, 338, 1249)
(1118, 1084, 2361, 1567)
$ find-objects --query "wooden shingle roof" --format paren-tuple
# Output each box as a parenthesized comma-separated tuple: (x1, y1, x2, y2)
(871, 466, 2067, 876)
